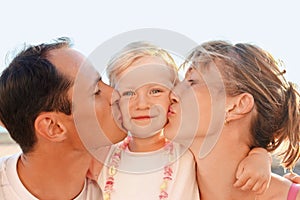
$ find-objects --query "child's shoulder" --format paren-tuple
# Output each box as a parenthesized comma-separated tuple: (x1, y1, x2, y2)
(172, 142, 195, 162)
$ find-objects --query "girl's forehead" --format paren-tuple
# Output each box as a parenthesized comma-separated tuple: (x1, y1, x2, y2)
(115, 64, 176, 91)
(126, 82, 172, 92)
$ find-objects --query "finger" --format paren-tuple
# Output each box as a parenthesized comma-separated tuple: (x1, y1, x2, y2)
(234, 178, 248, 188)
(251, 181, 262, 192)
(284, 173, 296, 180)
(283, 173, 300, 183)
(292, 176, 300, 184)
(252, 181, 266, 195)
(234, 172, 249, 188)
(236, 163, 245, 179)
(241, 179, 256, 191)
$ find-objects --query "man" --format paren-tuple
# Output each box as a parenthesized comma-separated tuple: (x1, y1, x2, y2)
(0, 38, 127, 199)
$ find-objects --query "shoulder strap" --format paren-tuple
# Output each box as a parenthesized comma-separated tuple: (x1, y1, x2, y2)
(287, 183, 300, 200)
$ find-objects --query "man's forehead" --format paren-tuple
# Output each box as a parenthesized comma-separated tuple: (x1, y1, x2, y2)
(47, 47, 88, 78)
(47, 47, 101, 94)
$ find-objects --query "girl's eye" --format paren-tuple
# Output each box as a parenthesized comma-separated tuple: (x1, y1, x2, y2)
(150, 89, 162, 95)
(122, 91, 135, 96)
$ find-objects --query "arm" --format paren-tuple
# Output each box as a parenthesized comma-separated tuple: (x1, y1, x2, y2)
(87, 145, 113, 181)
(87, 158, 103, 181)
(234, 147, 272, 195)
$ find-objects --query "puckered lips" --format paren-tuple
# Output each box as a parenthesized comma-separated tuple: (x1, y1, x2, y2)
(167, 105, 176, 116)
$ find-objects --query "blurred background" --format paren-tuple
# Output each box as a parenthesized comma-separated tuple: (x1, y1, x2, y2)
(1, 0, 299, 176)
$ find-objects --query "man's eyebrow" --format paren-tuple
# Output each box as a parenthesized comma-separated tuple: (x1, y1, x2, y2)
(94, 76, 102, 85)
(90, 75, 102, 91)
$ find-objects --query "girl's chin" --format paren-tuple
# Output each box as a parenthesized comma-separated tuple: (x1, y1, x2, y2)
(162, 124, 176, 140)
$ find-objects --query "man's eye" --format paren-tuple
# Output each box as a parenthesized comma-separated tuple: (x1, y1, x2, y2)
(122, 91, 135, 96)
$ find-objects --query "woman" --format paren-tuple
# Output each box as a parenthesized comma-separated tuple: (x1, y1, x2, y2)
(164, 40, 300, 199)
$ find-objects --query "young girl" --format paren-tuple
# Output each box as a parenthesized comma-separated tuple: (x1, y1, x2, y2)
(98, 42, 199, 200)
(96, 42, 272, 199)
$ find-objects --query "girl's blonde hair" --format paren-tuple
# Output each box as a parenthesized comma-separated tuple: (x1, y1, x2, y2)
(106, 41, 178, 87)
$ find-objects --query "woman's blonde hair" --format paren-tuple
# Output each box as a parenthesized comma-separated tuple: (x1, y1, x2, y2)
(184, 40, 300, 170)
(106, 41, 178, 87)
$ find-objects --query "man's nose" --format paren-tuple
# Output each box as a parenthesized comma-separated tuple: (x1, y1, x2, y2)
(170, 91, 179, 104)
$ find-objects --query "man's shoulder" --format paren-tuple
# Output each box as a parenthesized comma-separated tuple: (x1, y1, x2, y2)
(0, 155, 14, 186)
(0, 154, 19, 171)
(0, 156, 10, 167)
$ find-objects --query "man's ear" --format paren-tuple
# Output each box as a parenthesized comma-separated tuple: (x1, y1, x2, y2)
(34, 112, 67, 142)
(226, 93, 254, 122)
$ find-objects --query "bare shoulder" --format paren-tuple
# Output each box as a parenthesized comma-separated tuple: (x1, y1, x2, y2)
(294, 184, 300, 200)
(296, 192, 300, 200)
(259, 173, 292, 200)
(174, 142, 195, 162)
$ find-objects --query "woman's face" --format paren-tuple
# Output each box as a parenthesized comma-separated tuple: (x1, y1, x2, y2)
(165, 65, 226, 154)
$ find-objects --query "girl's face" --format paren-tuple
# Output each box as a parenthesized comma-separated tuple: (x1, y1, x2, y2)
(165, 65, 226, 152)
(115, 56, 177, 138)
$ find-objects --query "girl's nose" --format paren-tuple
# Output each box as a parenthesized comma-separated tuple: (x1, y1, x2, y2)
(136, 95, 150, 110)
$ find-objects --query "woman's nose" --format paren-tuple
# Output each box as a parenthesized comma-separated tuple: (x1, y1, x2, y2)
(111, 89, 120, 106)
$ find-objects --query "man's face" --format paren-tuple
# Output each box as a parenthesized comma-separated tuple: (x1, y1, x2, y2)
(47, 48, 127, 152)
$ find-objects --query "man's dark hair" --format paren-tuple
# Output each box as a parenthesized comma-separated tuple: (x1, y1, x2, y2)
(0, 37, 73, 153)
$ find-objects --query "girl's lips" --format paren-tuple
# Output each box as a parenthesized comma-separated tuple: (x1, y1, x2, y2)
(132, 116, 152, 120)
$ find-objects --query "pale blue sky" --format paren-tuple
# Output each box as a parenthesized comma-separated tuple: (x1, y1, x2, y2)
(1, 0, 299, 85)
(0, 1, 299, 83)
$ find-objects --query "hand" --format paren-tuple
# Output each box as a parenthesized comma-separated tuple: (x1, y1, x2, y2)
(284, 172, 300, 184)
(234, 148, 272, 195)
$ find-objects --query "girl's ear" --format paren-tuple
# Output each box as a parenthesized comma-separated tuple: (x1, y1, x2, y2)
(226, 93, 254, 122)
(34, 112, 67, 142)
